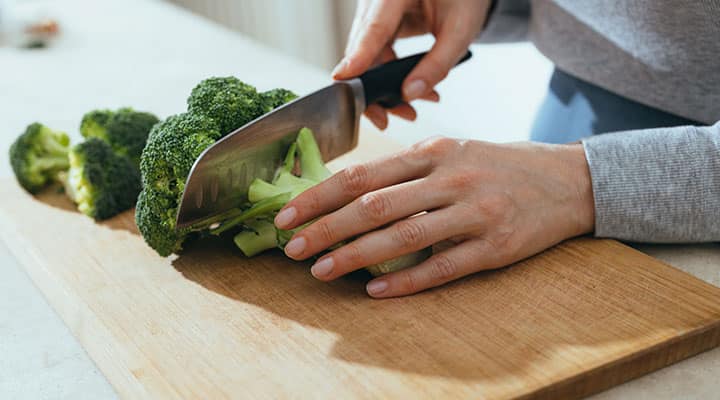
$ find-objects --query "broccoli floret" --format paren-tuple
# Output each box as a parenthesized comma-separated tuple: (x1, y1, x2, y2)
(9, 123, 70, 194)
(80, 107, 159, 167)
(262, 88, 298, 112)
(187, 77, 266, 135)
(65, 138, 141, 220)
(135, 112, 222, 256)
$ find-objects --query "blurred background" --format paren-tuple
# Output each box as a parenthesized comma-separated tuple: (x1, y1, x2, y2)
(166, 0, 554, 144)
(1, 0, 553, 148)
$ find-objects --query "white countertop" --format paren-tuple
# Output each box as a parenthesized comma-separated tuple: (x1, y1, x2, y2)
(1, 0, 719, 399)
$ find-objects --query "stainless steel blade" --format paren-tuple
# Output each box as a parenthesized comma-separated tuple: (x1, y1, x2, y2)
(175, 79, 366, 230)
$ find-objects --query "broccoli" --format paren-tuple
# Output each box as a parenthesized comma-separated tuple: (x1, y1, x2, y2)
(63, 138, 142, 220)
(135, 112, 222, 256)
(187, 77, 267, 135)
(228, 128, 432, 276)
(261, 88, 298, 112)
(80, 107, 159, 167)
(9, 122, 71, 194)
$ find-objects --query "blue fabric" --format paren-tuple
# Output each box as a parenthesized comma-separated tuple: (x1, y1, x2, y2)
(530, 69, 699, 144)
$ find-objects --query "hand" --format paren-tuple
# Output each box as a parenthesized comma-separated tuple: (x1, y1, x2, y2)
(334, 0, 492, 129)
(275, 137, 595, 298)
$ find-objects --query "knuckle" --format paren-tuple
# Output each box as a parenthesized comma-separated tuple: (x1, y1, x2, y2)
(314, 220, 336, 244)
(303, 188, 323, 213)
(423, 56, 450, 81)
(400, 270, 420, 294)
(443, 170, 476, 192)
(393, 220, 427, 248)
(413, 136, 457, 160)
(358, 192, 392, 222)
(342, 243, 366, 267)
(340, 164, 371, 195)
(429, 254, 457, 281)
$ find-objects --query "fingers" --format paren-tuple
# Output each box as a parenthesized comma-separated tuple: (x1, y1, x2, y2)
(366, 238, 502, 298)
(334, 0, 409, 80)
(402, 14, 474, 101)
(364, 104, 389, 129)
(286, 178, 450, 260)
(275, 151, 433, 230)
(309, 207, 466, 280)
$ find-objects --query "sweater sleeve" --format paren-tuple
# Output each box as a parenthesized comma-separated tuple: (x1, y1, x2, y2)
(476, 0, 531, 43)
(581, 122, 720, 243)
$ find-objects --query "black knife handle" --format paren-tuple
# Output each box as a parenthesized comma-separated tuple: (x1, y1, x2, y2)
(358, 50, 472, 108)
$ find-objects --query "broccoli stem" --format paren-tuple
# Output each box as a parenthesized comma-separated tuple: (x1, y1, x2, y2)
(42, 135, 71, 156)
(248, 178, 288, 203)
(210, 192, 291, 235)
(296, 127, 331, 182)
(365, 247, 433, 276)
(32, 155, 70, 172)
(279, 142, 297, 175)
(233, 219, 279, 257)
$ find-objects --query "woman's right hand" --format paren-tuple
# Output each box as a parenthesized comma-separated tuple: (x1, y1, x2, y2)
(333, 0, 492, 129)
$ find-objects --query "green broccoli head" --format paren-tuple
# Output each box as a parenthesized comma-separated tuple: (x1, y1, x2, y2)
(136, 112, 221, 256)
(261, 88, 298, 112)
(80, 107, 159, 166)
(66, 138, 142, 220)
(187, 77, 266, 135)
(9, 123, 71, 194)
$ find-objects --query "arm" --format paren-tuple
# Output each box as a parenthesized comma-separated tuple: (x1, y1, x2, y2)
(583, 122, 720, 242)
(476, 0, 531, 43)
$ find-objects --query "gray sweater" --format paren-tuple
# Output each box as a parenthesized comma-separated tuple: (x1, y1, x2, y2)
(481, 0, 720, 242)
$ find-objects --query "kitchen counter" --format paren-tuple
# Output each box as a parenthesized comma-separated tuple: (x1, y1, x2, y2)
(1, 0, 719, 399)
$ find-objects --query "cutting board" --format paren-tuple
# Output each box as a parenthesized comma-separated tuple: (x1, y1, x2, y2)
(2, 131, 720, 400)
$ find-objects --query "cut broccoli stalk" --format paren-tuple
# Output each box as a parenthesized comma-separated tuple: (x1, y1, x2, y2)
(296, 127, 331, 182)
(365, 247, 433, 277)
(233, 219, 279, 257)
(230, 127, 433, 277)
(211, 192, 291, 235)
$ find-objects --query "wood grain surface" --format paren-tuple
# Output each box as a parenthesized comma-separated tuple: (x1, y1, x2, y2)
(1, 132, 720, 399)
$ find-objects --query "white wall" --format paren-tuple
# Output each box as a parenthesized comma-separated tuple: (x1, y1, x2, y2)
(167, 0, 554, 144)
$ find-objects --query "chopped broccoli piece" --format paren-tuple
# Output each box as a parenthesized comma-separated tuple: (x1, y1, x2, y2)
(262, 88, 298, 112)
(365, 248, 433, 277)
(233, 219, 279, 257)
(187, 77, 266, 135)
(296, 127, 331, 182)
(9, 123, 70, 194)
(135, 112, 222, 256)
(65, 138, 141, 220)
(231, 128, 432, 276)
(80, 108, 159, 167)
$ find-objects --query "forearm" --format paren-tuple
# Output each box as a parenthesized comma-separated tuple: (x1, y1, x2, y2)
(582, 122, 720, 243)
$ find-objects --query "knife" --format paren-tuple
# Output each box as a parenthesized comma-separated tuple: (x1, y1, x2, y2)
(176, 50, 473, 230)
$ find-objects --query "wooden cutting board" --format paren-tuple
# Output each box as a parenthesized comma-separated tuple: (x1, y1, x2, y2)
(1, 132, 720, 400)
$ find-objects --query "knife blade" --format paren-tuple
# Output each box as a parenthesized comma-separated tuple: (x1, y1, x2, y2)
(175, 50, 472, 230)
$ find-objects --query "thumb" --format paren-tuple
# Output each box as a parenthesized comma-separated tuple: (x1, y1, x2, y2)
(401, 19, 474, 101)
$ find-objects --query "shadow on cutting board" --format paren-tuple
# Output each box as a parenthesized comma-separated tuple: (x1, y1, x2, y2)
(170, 235, 720, 384)
(33, 186, 139, 235)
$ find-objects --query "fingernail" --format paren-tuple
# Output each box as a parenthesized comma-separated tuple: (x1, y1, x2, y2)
(366, 280, 388, 296)
(404, 80, 427, 101)
(331, 58, 348, 78)
(284, 236, 306, 257)
(274, 207, 296, 228)
(311, 257, 334, 278)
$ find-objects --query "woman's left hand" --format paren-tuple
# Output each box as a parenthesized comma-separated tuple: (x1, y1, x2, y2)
(274, 137, 596, 298)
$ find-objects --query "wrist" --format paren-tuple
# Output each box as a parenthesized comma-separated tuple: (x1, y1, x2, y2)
(559, 143, 595, 236)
